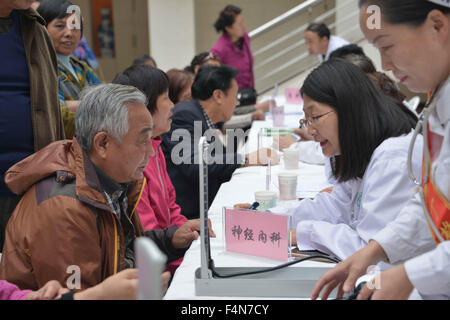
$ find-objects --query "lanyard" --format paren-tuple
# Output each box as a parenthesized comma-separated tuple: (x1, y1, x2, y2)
(407, 84, 446, 243)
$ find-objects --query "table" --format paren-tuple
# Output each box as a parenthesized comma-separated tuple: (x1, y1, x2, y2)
(164, 99, 335, 300)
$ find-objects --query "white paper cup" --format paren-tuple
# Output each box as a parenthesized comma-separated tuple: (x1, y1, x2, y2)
(278, 173, 298, 200)
(283, 148, 299, 170)
(254, 191, 277, 211)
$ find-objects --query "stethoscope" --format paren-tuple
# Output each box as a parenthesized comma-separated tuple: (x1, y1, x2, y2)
(407, 85, 445, 243)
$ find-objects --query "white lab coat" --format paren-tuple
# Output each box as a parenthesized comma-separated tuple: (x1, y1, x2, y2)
(288, 130, 423, 261)
(318, 35, 350, 63)
(373, 76, 450, 299)
(290, 141, 337, 185)
(290, 140, 325, 165)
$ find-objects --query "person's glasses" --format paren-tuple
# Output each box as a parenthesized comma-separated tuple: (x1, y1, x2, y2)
(299, 110, 334, 128)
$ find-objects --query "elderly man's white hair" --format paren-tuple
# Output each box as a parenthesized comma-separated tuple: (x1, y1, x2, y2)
(75, 83, 148, 152)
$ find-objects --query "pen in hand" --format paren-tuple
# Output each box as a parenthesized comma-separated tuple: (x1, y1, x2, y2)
(248, 202, 259, 210)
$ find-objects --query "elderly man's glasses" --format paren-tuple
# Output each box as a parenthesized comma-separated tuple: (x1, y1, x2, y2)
(299, 110, 334, 128)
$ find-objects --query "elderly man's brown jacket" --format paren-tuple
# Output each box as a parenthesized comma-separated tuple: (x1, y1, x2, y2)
(0, 139, 184, 290)
(19, 9, 65, 150)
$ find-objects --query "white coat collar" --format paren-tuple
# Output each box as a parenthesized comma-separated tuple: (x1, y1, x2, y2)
(432, 76, 450, 131)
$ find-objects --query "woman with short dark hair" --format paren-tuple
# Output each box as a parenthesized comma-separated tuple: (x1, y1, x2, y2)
(166, 69, 193, 105)
(37, 0, 101, 139)
(288, 59, 423, 263)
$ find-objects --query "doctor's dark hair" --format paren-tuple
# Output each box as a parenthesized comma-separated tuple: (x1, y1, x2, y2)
(300, 59, 416, 182)
(191, 65, 238, 101)
(328, 44, 365, 60)
(113, 65, 169, 115)
(306, 22, 330, 39)
(37, 0, 84, 35)
(358, 0, 450, 26)
(214, 5, 242, 33)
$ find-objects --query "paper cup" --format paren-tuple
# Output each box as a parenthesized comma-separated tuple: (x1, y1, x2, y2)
(254, 191, 277, 211)
(283, 148, 299, 170)
(278, 173, 298, 200)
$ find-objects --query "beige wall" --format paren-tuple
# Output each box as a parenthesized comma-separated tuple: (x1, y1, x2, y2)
(194, 0, 307, 54)
(149, 0, 196, 72)
(71, 0, 150, 82)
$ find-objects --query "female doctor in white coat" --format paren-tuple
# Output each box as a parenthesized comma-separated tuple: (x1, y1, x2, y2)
(312, 0, 450, 300)
(288, 58, 422, 261)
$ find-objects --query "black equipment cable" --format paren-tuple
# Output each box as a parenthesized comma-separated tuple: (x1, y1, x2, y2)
(210, 255, 341, 279)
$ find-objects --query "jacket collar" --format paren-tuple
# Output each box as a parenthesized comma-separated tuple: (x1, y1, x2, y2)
(18, 8, 46, 26)
(152, 136, 162, 149)
(436, 76, 450, 127)
(72, 139, 144, 213)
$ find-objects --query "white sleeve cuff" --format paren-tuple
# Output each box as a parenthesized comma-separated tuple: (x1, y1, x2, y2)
(404, 242, 450, 297)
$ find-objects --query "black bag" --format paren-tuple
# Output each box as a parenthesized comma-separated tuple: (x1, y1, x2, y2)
(236, 40, 257, 107)
(237, 87, 257, 107)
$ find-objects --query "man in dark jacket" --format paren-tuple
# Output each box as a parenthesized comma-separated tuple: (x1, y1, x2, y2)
(0, 84, 200, 291)
(0, 1, 65, 251)
(161, 65, 279, 219)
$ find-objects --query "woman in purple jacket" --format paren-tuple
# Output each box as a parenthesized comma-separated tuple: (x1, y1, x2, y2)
(211, 5, 271, 114)
(211, 5, 254, 91)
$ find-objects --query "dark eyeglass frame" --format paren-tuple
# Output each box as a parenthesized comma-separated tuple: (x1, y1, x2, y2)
(299, 110, 334, 128)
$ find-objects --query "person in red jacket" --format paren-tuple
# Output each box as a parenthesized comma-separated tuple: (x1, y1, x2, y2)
(113, 65, 216, 275)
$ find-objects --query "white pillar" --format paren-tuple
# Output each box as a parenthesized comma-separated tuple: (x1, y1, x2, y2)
(148, 0, 196, 72)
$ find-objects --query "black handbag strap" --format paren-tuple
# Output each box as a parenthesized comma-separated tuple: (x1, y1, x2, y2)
(243, 40, 253, 76)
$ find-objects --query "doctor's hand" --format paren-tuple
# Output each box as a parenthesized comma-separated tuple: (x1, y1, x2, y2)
(245, 148, 280, 167)
(290, 229, 297, 245)
(293, 128, 314, 141)
(233, 203, 252, 209)
(272, 135, 296, 150)
(357, 265, 414, 300)
(311, 240, 388, 300)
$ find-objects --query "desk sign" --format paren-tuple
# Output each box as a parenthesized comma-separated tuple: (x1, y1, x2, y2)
(285, 88, 302, 105)
(224, 208, 289, 261)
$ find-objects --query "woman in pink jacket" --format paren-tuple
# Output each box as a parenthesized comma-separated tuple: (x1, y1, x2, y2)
(113, 65, 215, 275)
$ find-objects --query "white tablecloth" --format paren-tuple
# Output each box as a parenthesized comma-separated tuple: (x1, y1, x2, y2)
(164, 103, 335, 300)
